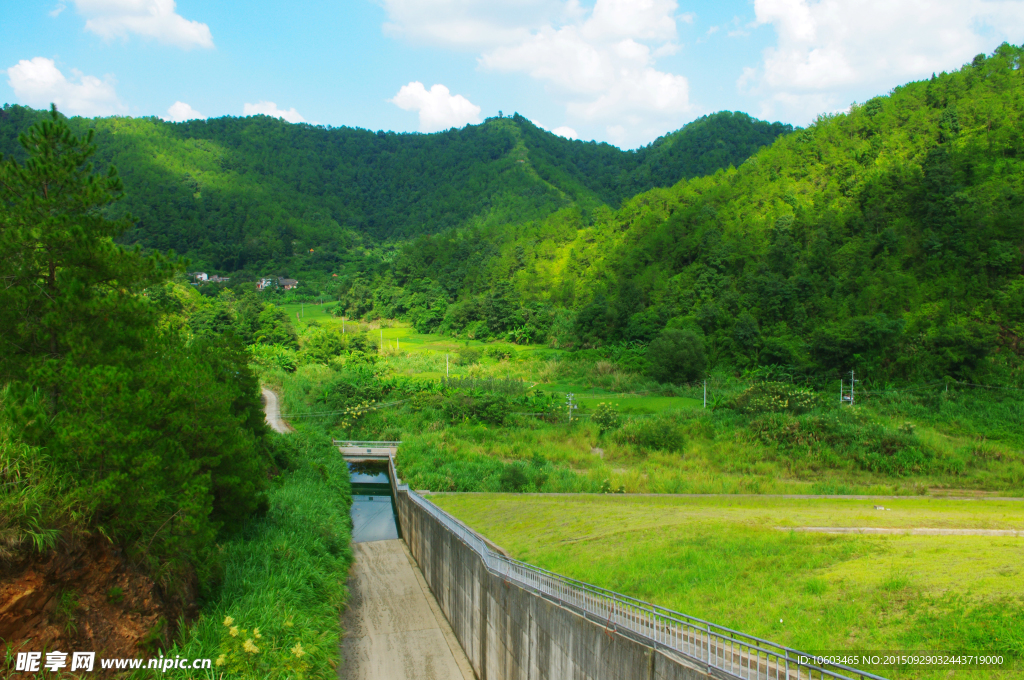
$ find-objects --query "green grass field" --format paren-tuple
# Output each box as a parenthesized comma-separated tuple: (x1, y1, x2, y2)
(280, 302, 335, 324)
(433, 493, 1024, 679)
(269, 318, 1024, 496)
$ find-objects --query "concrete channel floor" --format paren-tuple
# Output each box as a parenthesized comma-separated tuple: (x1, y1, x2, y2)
(340, 540, 475, 680)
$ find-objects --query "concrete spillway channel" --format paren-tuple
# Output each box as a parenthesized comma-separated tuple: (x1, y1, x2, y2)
(339, 447, 474, 680)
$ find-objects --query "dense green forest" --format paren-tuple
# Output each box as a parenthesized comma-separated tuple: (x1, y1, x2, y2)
(0, 106, 789, 273)
(4, 46, 1023, 384)
(356, 45, 1024, 383)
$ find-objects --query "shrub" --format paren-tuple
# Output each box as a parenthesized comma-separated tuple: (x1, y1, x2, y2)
(591, 403, 621, 433)
(730, 382, 819, 414)
(249, 344, 298, 373)
(647, 329, 706, 384)
(298, 327, 346, 365)
(456, 347, 483, 365)
(486, 345, 513, 361)
(499, 465, 529, 492)
(347, 332, 372, 353)
(442, 394, 511, 425)
(614, 417, 684, 452)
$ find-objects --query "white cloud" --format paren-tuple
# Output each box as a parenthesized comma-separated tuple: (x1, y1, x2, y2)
(243, 101, 306, 124)
(380, 0, 693, 147)
(747, 0, 1024, 123)
(531, 119, 580, 140)
(163, 100, 202, 122)
(72, 0, 213, 50)
(6, 57, 121, 117)
(389, 82, 482, 132)
(378, 0, 584, 49)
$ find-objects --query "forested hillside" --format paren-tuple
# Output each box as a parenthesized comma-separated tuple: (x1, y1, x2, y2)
(0, 106, 788, 271)
(4, 46, 1022, 384)
(378, 44, 1024, 382)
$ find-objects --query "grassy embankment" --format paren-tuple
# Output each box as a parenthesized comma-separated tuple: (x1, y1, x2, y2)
(434, 493, 1024, 680)
(167, 432, 353, 679)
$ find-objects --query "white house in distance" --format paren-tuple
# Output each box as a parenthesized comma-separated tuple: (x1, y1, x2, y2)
(280, 278, 299, 290)
(191, 272, 208, 283)
(256, 277, 275, 290)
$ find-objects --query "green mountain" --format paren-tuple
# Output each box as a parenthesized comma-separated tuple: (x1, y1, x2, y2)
(382, 44, 1024, 381)
(7, 45, 1021, 382)
(0, 107, 789, 272)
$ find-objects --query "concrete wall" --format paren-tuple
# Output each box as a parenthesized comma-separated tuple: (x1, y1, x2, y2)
(392, 487, 713, 680)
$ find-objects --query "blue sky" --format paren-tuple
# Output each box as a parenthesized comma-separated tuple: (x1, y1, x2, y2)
(3, 1, 1023, 148)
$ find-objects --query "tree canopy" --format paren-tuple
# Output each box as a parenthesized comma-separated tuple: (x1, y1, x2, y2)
(0, 107, 271, 588)
(0, 106, 789, 272)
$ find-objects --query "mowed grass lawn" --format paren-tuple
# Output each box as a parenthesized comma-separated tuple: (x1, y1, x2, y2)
(432, 494, 1024, 679)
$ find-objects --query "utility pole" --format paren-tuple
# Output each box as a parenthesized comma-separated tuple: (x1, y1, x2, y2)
(703, 380, 707, 409)
(446, 354, 449, 377)
(566, 393, 577, 424)
(343, 316, 345, 333)
(380, 328, 383, 353)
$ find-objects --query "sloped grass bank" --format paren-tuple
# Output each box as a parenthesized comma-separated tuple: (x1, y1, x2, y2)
(169, 431, 353, 679)
(435, 494, 1024, 679)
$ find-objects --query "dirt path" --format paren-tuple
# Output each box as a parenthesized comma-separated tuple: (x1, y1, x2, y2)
(262, 387, 292, 434)
(780, 526, 1024, 536)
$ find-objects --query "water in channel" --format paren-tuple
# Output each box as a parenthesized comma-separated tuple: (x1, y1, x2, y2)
(348, 460, 400, 543)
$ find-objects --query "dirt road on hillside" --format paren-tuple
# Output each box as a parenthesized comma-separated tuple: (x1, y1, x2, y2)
(262, 387, 292, 433)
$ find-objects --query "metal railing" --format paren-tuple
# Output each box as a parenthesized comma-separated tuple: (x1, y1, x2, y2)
(398, 480, 887, 680)
(333, 439, 402, 446)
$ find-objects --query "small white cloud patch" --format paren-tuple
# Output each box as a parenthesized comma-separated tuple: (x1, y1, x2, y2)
(390, 82, 482, 133)
(164, 101, 202, 122)
(6, 57, 121, 117)
(72, 0, 213, 49)
(552, 126, 578, 140)
(243, 101, 306, 124)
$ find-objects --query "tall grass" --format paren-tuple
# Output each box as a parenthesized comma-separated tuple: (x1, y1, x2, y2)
(0, 391, 80, 560)
(264, 339, 1024, 497)
(440, 376, 527, 395)
(168, 431, 352, 679)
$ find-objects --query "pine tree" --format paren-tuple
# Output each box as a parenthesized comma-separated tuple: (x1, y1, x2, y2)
(0, 108, 269, 587)
(0, 105, 170, 406)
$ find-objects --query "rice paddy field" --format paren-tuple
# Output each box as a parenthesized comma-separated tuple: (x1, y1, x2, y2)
(432, 493, 1024, 679)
